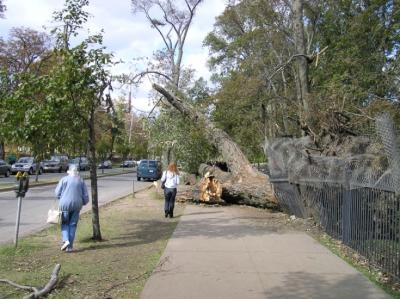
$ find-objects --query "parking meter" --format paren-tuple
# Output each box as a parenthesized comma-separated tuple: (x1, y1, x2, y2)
(14, 171, 29, 198)
(14, 172, 29, 247)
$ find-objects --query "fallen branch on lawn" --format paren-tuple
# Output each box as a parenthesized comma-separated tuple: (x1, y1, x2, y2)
(0, 263, 61, 299)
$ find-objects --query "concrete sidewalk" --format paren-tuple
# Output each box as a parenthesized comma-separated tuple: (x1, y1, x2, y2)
(140, 204, 391, 299)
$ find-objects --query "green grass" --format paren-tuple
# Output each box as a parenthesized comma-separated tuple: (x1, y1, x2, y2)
(0, 189, 183, 298)
(0, 241, 46, 257)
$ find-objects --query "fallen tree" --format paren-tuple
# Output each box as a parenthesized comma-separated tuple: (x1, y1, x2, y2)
(153, 83, 278, 208)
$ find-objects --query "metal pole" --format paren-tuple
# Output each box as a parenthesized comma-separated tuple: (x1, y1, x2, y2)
(14, 196, 23, 248)
(132, 176, 135, 198)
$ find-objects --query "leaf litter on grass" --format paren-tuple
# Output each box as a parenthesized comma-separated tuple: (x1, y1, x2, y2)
(0, 188, 184, 299)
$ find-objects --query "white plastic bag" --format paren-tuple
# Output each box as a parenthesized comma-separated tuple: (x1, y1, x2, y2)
(47, 208, 60, 224)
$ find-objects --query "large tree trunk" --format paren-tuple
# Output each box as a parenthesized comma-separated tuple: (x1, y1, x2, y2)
(293, 0, 310, 115)
(153, 83, 277, 207)
(198, 164, 276, 208)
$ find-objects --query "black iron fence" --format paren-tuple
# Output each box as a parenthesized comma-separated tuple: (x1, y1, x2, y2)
(271, 179, 400, 280)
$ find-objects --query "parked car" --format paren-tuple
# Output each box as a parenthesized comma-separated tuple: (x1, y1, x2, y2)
(137, 160, 162, 181)
(98, 160, 112, 169)
(0, 159, 11, 177)
(42, 155, 69, 173)
(120, 160, 135, 168)
(6, 154, 16, 165)
(11, 157, 44, 175)
(69, 157, 90, 171)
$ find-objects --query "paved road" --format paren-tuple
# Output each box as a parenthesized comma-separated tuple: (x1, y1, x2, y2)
(0, 173, 151, 244)
(140, 204, 391, 299)
(0, 167, 135, 187)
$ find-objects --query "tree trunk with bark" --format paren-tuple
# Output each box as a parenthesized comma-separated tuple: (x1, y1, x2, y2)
(89, 108, 102, 241)
(153, 84, 278, 208)
(293, 0, 310, 116)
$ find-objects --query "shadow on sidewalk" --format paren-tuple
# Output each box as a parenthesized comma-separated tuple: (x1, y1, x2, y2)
(172, 215, 282, 239)
(264, 271, 385, 299)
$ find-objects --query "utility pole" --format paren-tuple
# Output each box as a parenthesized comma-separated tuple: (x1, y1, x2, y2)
(128, 88, 134, 145)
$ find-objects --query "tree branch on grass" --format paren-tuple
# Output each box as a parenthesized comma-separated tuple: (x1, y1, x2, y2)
(0, 264, 61, 299)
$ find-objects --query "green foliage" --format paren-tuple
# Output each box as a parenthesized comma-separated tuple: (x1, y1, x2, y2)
(96, 138, 111, 162)
(112, 98, 150, 160)
(312, 0, 400, 107)
(149, 78, 218, 173)
(204, 0, 400, 150)
(47, 0, 114, 160)
(0, 27, 55, 161)
(212, 72, 267, 162)
(151, 110, 217, 173)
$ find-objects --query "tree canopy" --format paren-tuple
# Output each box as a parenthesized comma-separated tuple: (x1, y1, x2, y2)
(204, 0, 400, 158)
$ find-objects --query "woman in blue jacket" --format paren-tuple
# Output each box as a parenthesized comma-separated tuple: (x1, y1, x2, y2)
(55, 164, 89, 252)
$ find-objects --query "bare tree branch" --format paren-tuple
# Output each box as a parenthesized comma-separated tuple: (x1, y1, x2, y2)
(0, 264, 61, 299)
(267, 46, 328, 82)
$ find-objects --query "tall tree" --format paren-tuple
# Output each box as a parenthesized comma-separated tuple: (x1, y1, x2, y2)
(292, 0, 311, 116)
(0, 27, 52, 163)
(0, 27, 51, 77)
(205, 0, 400, 145)
(0, 0, 5, 18)
(131, 0, 213, 170)
(204, 0, 301, 152)
(50, 0, 114, 240)
(131, 0, 203, 89)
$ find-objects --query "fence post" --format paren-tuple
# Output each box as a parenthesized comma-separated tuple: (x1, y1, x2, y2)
(342, 167, 351, 245)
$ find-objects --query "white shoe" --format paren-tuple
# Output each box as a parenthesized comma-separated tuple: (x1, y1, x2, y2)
(61, 241, 70, 251)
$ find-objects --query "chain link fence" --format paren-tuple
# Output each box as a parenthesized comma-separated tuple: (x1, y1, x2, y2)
(267, 113, 400, 280)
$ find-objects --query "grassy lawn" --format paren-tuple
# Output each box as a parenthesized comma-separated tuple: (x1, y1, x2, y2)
(0, 188, 183, 299)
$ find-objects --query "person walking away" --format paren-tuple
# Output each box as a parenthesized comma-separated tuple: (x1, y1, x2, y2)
(55, 164, 89, 252)
(161, 163, 180, 218)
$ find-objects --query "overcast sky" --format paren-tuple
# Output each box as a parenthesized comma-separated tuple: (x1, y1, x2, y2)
(0, 0, 226, 113)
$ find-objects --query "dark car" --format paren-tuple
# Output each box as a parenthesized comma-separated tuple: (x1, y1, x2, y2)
(11, 157, 44, 175)
(69, 157, 90, 171)
(0, 159, 11, 177)
(137, 160, 161, 181)
(120, 160, 135, 168)
(43, 155, 69, 173)
(98, 160, 112, 169)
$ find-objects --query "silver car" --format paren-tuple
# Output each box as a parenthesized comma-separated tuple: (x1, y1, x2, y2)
(43, 155, 69, 173)
(11, 157, 44, 175)
(69, 157, 90, 171)
(98, 160, 112, 169)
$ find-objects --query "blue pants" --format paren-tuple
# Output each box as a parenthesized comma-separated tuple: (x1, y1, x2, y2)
(61, 210, 80, 248)
(164, 188, 177, 216)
